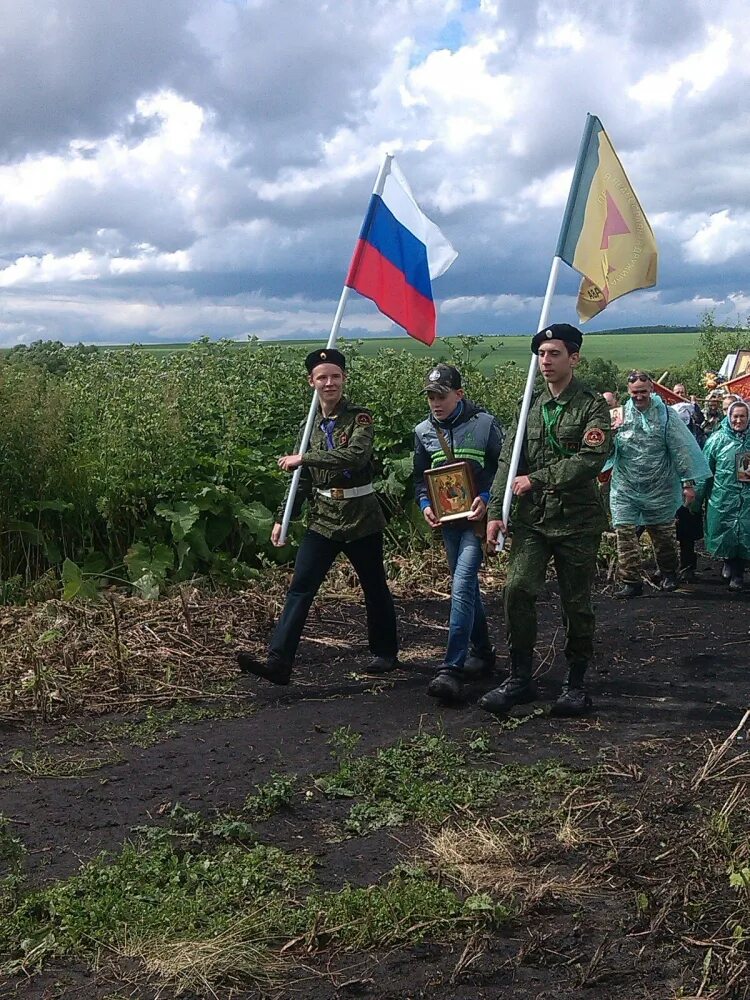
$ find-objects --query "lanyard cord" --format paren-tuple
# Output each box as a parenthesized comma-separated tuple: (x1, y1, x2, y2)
(541, 399, 576, 458)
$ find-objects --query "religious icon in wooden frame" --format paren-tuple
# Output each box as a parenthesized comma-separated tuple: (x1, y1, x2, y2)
(424, 461, 476, 523)
(737, 450, 750, 484)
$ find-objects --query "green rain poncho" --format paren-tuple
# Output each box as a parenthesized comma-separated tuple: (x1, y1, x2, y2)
(698, 405, 750, 559)
(610, 393, 710, 527)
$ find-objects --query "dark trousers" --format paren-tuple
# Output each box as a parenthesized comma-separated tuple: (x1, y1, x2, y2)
(269, 529, 398, 667)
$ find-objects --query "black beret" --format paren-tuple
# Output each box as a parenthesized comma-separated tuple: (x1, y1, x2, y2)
(304, 348, 346, 373)
(531, 323, 583, 355)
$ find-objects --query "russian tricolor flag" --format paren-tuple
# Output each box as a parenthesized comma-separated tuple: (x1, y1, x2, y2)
(345, 158, 457, 346)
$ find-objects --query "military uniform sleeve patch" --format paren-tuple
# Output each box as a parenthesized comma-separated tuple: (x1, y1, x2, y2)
(355, 412, 373, 426)
(583, 427, 606, 447)
(337, 432, 349, 446)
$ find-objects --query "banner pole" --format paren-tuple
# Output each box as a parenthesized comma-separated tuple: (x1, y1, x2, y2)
(497, 254, 562, 548)
(277, 152, 393, 545)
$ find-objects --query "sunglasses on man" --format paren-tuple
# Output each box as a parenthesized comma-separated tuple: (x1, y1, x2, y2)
(627, 371, 652, 384)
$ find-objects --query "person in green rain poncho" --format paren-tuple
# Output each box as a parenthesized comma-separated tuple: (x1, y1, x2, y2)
(609, 372, 710, 598)
(697, 398, 750, 592)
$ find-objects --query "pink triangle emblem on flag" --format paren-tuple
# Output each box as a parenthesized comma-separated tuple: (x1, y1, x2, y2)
(600, 191, 631, 250)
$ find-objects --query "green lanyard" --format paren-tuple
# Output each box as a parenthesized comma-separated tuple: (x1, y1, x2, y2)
(541, 399, 576, 458)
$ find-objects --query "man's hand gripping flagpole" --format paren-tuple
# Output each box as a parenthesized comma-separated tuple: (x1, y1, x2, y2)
(493, 114, 596, 552)
(277, 154, 393, 546)
(494, 256, 561, 551)
(494, 111, 657, 551)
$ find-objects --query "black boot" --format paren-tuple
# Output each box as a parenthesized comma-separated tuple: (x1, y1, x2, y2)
(365, 655, 400, 674)
(427, 668, 463, 702)
(722, 560, 732, 581)
(478, 651, 536, 715)
(237, 651, 292, 685)
(615, 581, 642, 598)
(463, 645, 496, 678)
(551, 662, 592, 717)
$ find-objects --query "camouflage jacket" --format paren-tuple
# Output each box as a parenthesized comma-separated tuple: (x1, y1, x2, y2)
(488, 376, 611, 537)
(278, 397, 386, 541)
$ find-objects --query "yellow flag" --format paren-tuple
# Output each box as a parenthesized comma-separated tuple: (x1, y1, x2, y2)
(557, 115, 658, 322)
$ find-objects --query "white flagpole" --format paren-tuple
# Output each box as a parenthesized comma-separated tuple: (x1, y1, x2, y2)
(277, 151, 394, 546)
(496, 256, 562, 550)
(495, 113, 597, 551)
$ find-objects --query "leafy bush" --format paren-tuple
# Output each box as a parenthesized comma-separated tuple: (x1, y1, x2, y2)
(0, 337, 527, 597)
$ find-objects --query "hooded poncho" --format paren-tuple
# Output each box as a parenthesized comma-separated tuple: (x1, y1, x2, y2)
(699, 401, 750, 560)
(610, 393, 710, 527)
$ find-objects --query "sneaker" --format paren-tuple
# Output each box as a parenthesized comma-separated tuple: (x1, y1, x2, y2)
(615, 582, 642, 598)
(426, 668, 463, 702)
(661, 573, 678, 591)
(729, 576, 744, 592)
(236, 652, 291, 685)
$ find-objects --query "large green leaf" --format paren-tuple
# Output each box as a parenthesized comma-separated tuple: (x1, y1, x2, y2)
(184, 524, 212, 561)
(125, 542, 174, 589)
(6, 520, 45, 545)
(61, 559, 99, 601)
(204, 513, 234, 549)
(29, 499, 75, 513)
(235, 501, 274, 540)
(154, 501, 200, 542)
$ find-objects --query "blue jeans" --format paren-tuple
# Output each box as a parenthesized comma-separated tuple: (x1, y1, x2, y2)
(441, 523, 490, 671)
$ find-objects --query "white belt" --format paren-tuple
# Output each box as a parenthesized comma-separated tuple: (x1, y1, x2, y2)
(315, 484, 375, 500)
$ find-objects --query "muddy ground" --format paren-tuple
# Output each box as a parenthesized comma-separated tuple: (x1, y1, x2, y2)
(1, 555, 748, 1000)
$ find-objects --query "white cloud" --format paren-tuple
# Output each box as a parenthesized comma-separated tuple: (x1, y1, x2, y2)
(682, 210, 750, 264)
(628, 26, 733, 109)
(0, 0, 747, 345)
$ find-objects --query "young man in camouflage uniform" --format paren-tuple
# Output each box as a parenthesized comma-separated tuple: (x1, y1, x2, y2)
(237, 348, 399, 684)
(482, 323, 611, 718)
(413, 364, 504, 702)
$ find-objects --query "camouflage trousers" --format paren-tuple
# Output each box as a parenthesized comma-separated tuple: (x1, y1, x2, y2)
(504, 526, 601, 664)
(615, 522, 678, 583)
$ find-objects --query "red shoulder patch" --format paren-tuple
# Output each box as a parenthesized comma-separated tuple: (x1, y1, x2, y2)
(355, 412, 373, 426)
(583, 427, 606, 447)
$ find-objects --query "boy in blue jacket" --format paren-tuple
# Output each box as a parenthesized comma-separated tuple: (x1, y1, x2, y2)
(413, 365, 504, 702)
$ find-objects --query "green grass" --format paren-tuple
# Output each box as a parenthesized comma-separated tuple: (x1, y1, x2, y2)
(105, 330, 700, 374)
(0, 831, 507, 987)
(317, 728, 590, 836)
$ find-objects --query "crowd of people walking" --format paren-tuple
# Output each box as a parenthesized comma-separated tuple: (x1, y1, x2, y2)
(237, 330, 749, 718)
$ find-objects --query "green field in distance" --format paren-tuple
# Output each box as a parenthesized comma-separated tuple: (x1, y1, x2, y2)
(112, 330, 700, 375)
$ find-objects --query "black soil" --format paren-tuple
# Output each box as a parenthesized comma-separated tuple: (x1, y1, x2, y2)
(1, 557, 748, 1000)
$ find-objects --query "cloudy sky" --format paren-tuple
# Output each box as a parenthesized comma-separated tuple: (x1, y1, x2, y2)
(0, 0, 747, 346)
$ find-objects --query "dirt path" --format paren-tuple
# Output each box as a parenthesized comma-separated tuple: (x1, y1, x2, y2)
(1, 560, 748, 1000)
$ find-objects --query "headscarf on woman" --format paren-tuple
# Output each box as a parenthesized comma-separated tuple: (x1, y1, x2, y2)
(698, 399, 750, 561)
